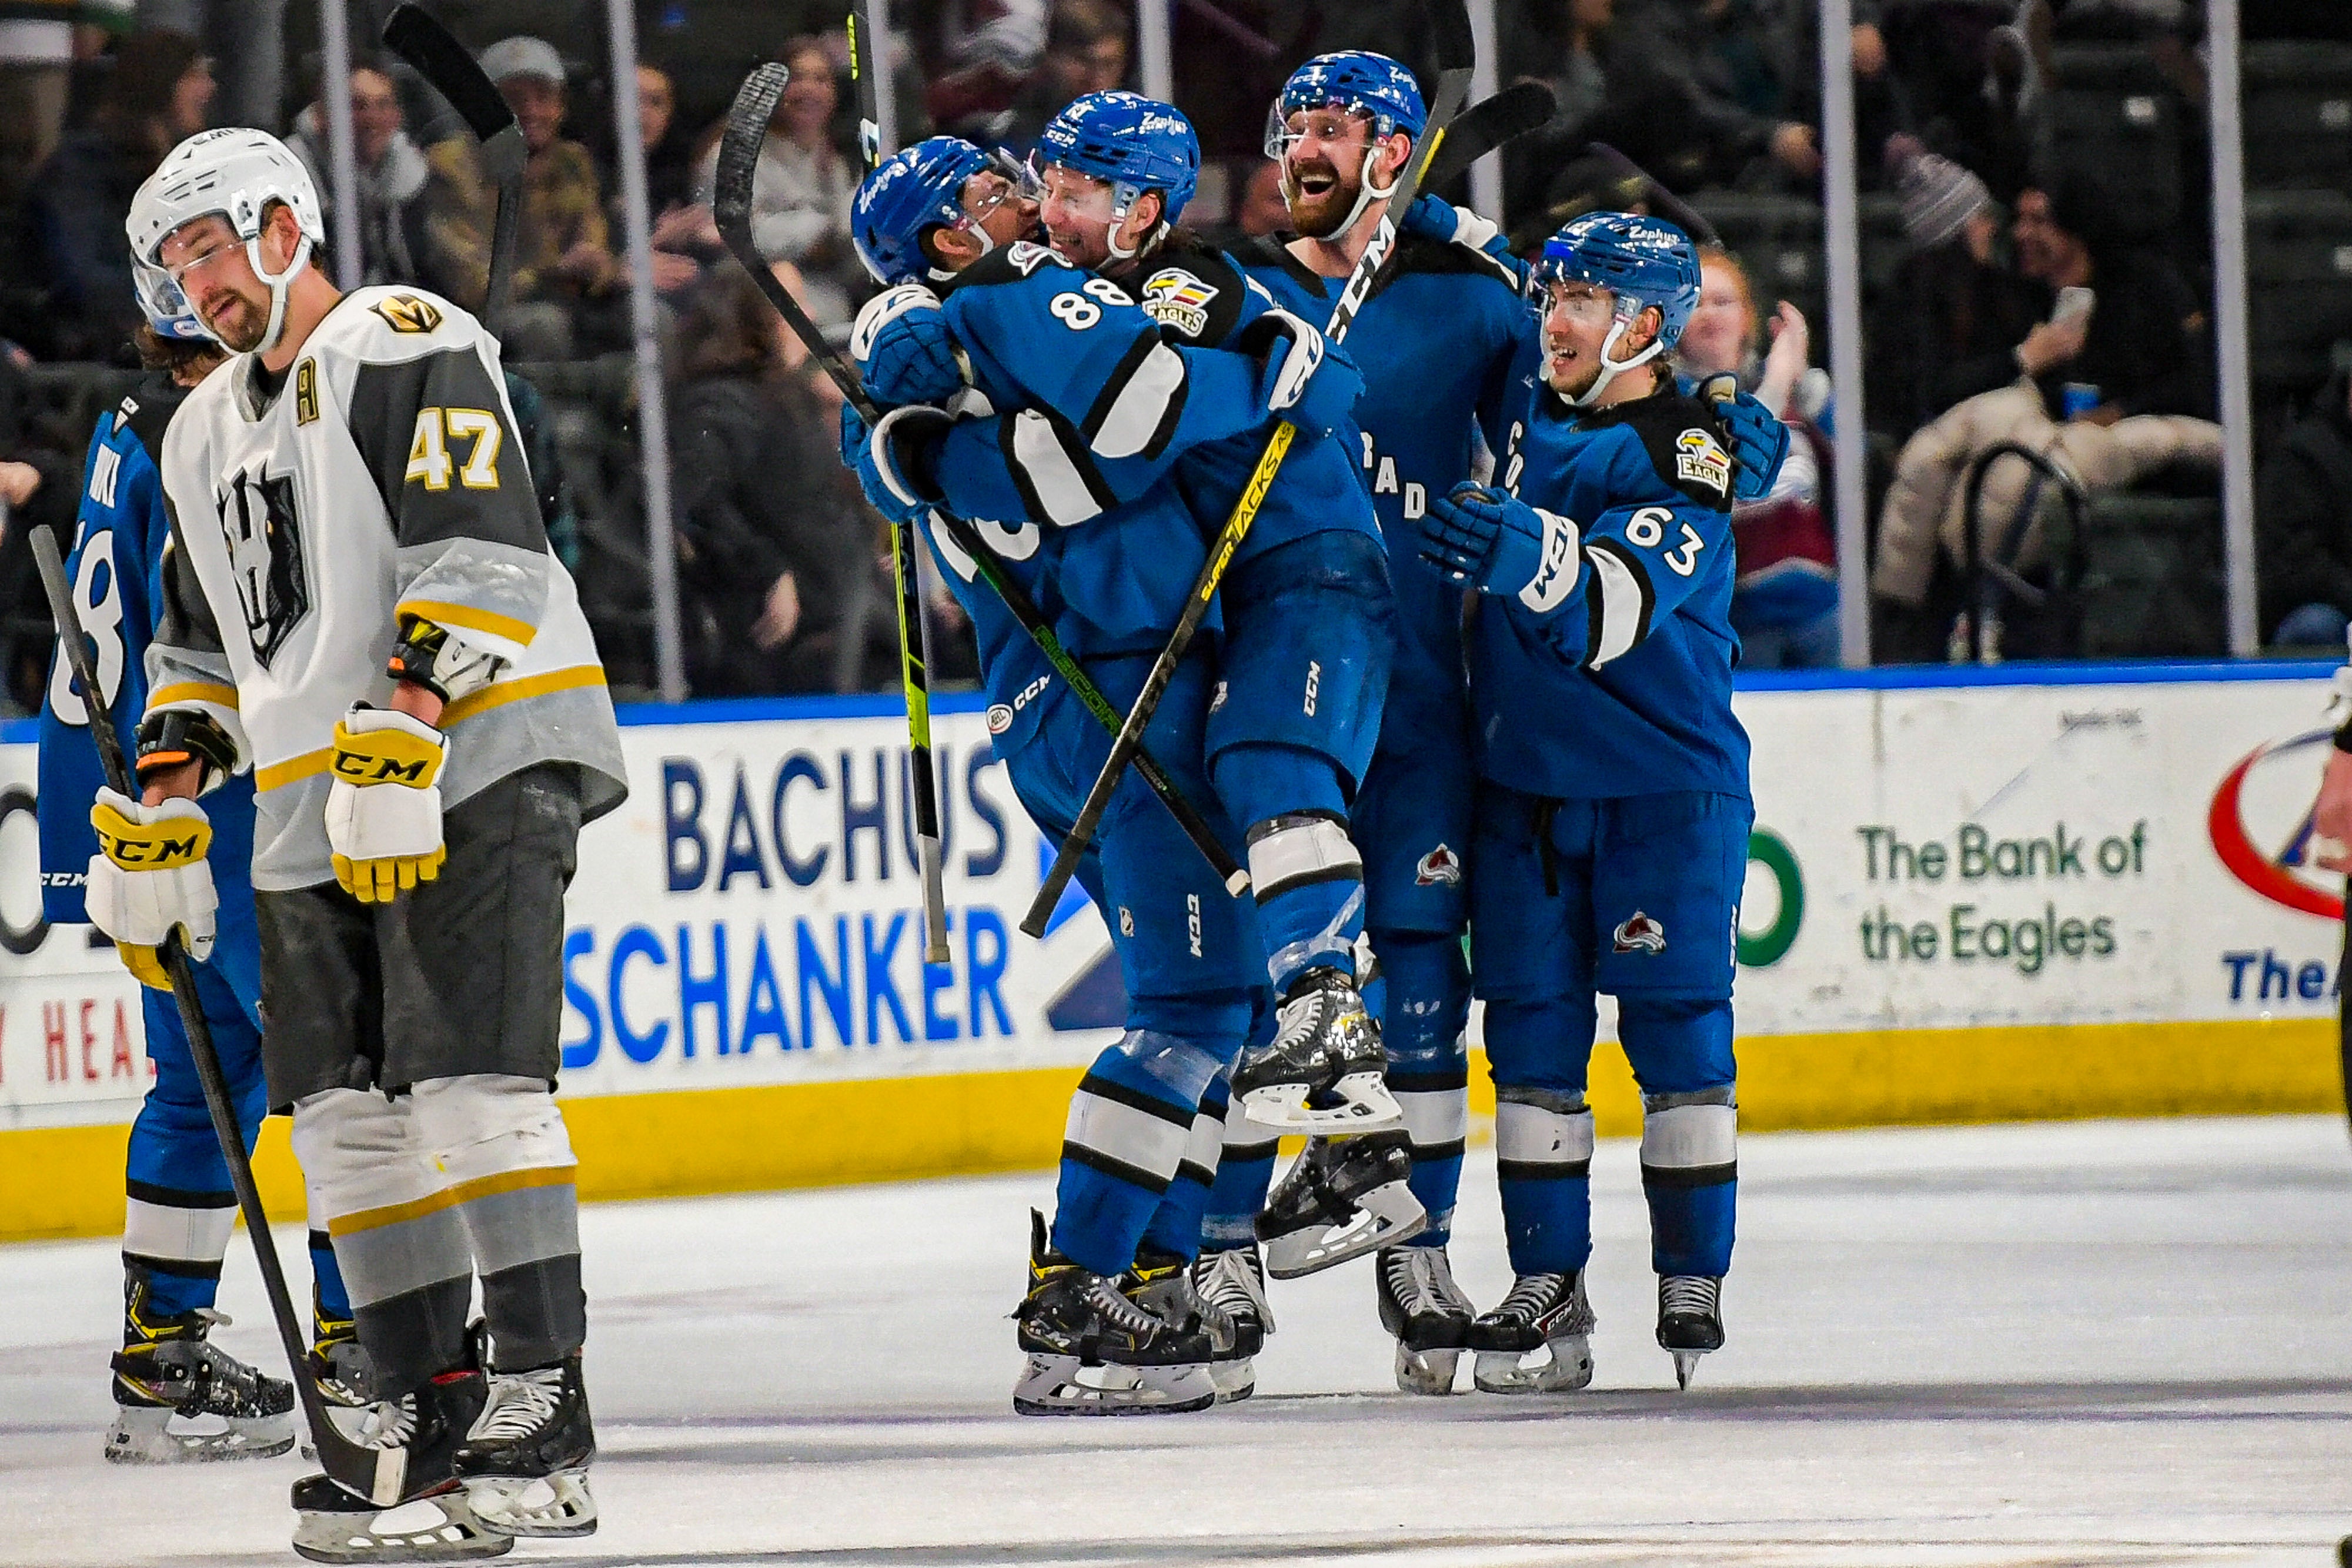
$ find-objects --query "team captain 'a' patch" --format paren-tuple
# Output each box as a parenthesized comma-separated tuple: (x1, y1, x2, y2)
(1675, 428, 1731, 495)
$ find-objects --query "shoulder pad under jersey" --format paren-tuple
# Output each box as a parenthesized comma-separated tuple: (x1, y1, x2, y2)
(1131, 238, 1248, 346)
(947, 240, 1077, 295)
(1601, 391, 1736, 513)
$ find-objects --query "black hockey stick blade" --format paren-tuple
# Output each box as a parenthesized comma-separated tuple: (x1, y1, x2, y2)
(383, 4, 523, 326)
(1422, 81, 1556, 192)
(1429, 0, 1475, 78)
(28, 527, 406, 1509)
(1582, 142, 1723, 248)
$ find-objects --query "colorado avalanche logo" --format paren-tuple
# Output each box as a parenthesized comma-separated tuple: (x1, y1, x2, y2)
(1612, 911, 1668, 954)
(1414, 844, 1462, 887)
(2209, 728, 2343, 920)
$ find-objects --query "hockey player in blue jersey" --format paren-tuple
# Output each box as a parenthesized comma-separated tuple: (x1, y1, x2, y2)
(841, 139, 1281, 1411)
(37, 263, 364, 1462)
(1416, 211, 1751, 1393)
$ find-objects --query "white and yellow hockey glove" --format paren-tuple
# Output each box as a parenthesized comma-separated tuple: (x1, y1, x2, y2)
(323, 706, 449, 904)
(86, 786, 218, 989)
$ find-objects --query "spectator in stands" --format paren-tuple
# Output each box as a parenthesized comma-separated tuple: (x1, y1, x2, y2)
(1867, 151, 2047, 441)
(290, 62, 432, 289)
(1870, 165, 2221, 644)
(0, 0, 81, 213)
(2256, 370, 2352, 650)
(26, 31, 212, 361)
(693, 36, 860, 326)
(1586, 0, 1829, 192)
(1501, 0, 1615, 220)
(1678, 246, 1840, 667)
(669, 262, 888, 694)
(934, 0, 1128, 156)
(422, 36, 617, 359)
(610, 62, 717, 298)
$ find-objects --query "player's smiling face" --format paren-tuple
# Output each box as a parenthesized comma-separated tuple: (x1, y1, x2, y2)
(159, 213, 274, 353)
(1542, 280, 1656, 400)
(1038, 164, 1144, 271)
(1277, 108, 1406, 235)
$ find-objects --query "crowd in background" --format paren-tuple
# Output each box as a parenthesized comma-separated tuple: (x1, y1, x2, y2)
(0, 0, 2348, 704)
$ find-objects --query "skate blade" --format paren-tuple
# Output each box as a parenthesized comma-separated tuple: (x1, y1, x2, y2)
(1239, 1077, 1405, 1134)
(104, 1405, 296, 1464)
(1472, 1337, 1594, 1395)
(1395, 1344, 1462, 1396)
(1263, 1178, 1428, 1279)
(1012, 1354, 1215, 1416)
(1209, 1356, 1256, 1404)
(1672, 1349, 1708, 1390)
(464, 1469, 597, 1539)
(292, 1492, 514, 1563)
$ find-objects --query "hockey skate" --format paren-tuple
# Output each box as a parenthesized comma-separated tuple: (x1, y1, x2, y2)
(1468, 1271, 1596, 1394)
(1232, 966, 1403, 1132)
(1014, 1212, 1215, 1416)
(303, 1296, 382, 1459)
(1189, 1245, 1274, 1402)
(291, 1362, 512, 1564)
(106, 1271, 295, 1463)
(1255, 1129, 1426, 1278)
(454, 1351, 597, 1538)
(1658, 1275, 1725, 1389)
(1376, 1245, 1474, 1395)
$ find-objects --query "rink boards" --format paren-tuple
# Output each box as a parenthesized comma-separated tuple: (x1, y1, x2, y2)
(1, 663, 2343, 1241)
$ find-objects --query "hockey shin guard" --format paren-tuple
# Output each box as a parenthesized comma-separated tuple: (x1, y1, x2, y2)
(1140, 1075, 1228, 1262)
(1484, 997, 1600, 1276)
(1212, 744, 1364, 993)
(1621, 995, 1738, 1279)
(1375, 930, 1471, 1247)
(1053, 1028, 1230, 1276)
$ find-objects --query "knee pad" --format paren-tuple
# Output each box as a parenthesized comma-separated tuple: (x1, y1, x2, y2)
(405, 1074, 577, 1189)
(1212, 742, 1350, 833)
(290, 1086, 437, 1223)
(1495, 1085, 1595, 1182)
(1479, 994, 1599, 1096)
(1127, 988, 1253, 1054)
(1615, 994, 1737, 1095)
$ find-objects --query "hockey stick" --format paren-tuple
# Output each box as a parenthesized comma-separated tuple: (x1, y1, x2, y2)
(844, 0, 950, 963)
(1020, 0, 1479, 939)
(1582, 142, 1724, 248)
(382, 4, 524, 332)
(713, 64, 1249, 901)
(1420, 80, 1556, 194)
(29, 527, 406, 1509)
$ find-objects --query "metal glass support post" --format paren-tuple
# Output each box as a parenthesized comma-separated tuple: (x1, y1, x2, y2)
(1819, 0, 1872, 666)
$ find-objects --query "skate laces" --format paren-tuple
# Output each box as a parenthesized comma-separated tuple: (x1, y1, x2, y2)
(1660, 1275, 1720, 1318)
(1495, 1272, 1570, 1322)
(1384, 1248, 1468, 1317)
(360, 1392, 419, 1449)
(470, 1368, 565, 1445)
(1084, 1276, 1167, 1338)
(1194, 1248, 1274, 1332)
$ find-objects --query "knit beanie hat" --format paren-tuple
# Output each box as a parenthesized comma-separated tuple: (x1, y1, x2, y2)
(1899, 153, 1992, 250)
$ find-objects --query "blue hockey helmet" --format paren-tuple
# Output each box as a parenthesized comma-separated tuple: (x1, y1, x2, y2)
(1265, 51, 1427, 156)
(132, 256, 215, 342)
(1036, 91, 1200, 233)
(850, 135, 997, 285)
(1533, 210, 1702, 405)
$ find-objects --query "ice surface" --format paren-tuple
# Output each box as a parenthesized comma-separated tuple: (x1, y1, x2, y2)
(4, 1115, 2350, 1566)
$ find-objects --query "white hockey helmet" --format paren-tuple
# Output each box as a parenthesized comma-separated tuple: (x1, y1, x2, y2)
(126, 128, 325, 354)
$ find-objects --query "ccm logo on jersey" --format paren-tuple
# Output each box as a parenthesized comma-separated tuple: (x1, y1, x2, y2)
(372, 295, 444, 335)
(1519, 508, 1581, 614)
(1414, 844, 1462, 887)
(1675, 428, 1732, 494)
(1613, 911, 1667, 953)
(1141, 267, 1218, 336)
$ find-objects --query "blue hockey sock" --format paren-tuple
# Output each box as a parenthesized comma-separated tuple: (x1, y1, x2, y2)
(1052, 1029, 1228, 1277)
(1619, 994, 1738, 1277)
(312, 1230, 352, 1323)
(1212, 744, 1365, 994)
(133, 1261, 220, 1320)
(1139, 1075, 1228, 1261)
(1495, 1085, 1596, 1275)
(1375, 931, 1471, 1248)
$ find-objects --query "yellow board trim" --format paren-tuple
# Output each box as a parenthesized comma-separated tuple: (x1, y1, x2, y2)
(255, 747, 332, 792)
(146, 681, 239, 711)
(329, 1163, 577, 1239)
(0, 1018, 2337, 1242)
(442, 665, 606, 727)
(399, 599, 540, 650)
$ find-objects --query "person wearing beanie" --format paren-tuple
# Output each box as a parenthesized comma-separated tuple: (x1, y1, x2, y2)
(1898, 152, 1992, 253)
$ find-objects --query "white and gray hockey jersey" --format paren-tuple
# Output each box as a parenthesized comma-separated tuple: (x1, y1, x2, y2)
(149, 285, 627, 891)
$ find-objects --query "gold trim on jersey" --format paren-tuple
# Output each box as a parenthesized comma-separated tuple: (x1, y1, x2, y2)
(328, 1163, 577, 1239)
(255, 747, 332, 792)
(443, 664, 608, 726)
(147, 680, 240, 711)
(396, 598, 540, 648)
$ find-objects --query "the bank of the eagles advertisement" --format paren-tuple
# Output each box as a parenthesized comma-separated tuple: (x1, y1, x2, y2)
(3, 671, 2347, 1129)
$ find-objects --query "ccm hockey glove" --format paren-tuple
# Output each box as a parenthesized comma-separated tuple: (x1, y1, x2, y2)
(850, 283, 965, 407)
(1419, 482, 1582, 610)
(1696, 372, 1793, 502)
(86, 787, 217, 989)
(323, 706, 449, 903)
(839, 403, 952, 525)
(1240, 309, 1364, 440)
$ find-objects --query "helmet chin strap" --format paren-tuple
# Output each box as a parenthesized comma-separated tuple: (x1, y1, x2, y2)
(245, 232, 311, 356)
(1103, 185, 1167, 264)
(1293, 142, 1399, 243)
(1565, 315, 1665, 409)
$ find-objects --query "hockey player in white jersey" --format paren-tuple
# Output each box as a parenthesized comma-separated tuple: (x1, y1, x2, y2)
(102, 128, 628, 1560)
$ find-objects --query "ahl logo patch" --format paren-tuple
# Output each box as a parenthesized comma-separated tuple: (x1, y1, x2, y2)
(1141, 266, 1219, 336)
(1414, 844, 1462, 887)
(1612, 911, 1667, 954)
(1675, 428, 1731, 494)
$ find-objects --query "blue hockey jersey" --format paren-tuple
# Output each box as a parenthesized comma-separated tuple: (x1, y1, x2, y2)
(39, 382, 260, 937)
(1232, 232, 1525, 735)
(1469, 359, 1752, 803)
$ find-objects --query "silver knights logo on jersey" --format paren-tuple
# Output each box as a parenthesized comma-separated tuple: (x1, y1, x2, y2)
(216, 468, 311, 667)
(1675, 428, 1732, 495)
(1613, 911, 1667, 954)
(1140, 266, 1219, 336)
(1415, 844, 1462, 886)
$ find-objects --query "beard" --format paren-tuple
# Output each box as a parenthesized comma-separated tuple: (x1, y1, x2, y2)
(201, 291, 268, 353)
(1282, 156, 1359, 237)
(1544, 342, 1603, 402)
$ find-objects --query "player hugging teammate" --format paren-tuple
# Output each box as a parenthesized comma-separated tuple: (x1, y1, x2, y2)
(836, 53, 1787, 1407)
